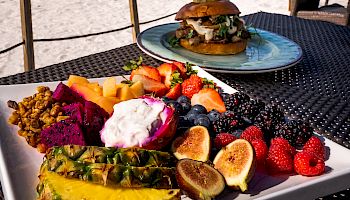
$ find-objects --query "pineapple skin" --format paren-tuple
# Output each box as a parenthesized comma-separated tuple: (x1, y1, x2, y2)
(42, 147, 177, 189)
(46, 145, 175, 167)
(37, 169, 181, 200)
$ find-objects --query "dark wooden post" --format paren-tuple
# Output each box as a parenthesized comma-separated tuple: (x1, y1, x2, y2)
(128, 0, 140, 42)
(20, 0, 35, 71)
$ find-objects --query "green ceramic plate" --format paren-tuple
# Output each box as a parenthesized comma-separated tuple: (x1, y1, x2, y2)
(137, 23, 303, 73)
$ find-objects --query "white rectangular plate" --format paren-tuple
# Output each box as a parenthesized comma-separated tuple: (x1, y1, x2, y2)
(0, 67, 349, 200)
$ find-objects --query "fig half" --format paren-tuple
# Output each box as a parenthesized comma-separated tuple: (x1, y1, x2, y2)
(176, 159, 225, 200)
(213, 139, 256, 192)
(171, 126, 210, 162)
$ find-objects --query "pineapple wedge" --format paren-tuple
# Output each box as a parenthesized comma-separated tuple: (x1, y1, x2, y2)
(37, 169, 180, 200)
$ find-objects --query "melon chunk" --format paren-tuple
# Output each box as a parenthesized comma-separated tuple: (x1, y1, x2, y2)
(130, 81, 145, 97)
(103, 77, 117, 97)
(120, 85, 137, 101)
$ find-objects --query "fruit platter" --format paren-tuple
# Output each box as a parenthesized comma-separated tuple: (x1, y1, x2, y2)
(0, 59, 350, 200)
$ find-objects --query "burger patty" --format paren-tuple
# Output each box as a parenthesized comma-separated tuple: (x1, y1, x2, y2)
(175, 15, 251, 45)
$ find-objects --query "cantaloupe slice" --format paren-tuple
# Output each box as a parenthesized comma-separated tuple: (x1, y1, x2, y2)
(67, 75, 89, 87)
(86, 82, 103, 96)
(96, 96, 119, 115)
(71, 83, 101, 103)
(103, 77, 117, 97)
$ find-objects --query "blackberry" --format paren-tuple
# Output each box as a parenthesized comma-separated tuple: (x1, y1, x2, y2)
(235, 99, 265, 124)
(224, 92, 250, 111)
(212, 112, 246, 135)
(254, 104, 285, 138)
(212, 115, 233, 135)
(274, 120, 313, 147)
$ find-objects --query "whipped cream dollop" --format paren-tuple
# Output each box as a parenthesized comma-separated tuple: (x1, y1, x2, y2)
(100, 98, 167, 148)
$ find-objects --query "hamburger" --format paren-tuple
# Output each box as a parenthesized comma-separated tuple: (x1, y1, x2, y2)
(173, 0, 251, 55)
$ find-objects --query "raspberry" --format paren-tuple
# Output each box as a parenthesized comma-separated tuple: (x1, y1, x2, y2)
(214, 133, 237, 149)
(294, 151, 325, 176)
(270, 137, 296, 156)
(303, 136, 325, 160)
(240, 125, 264, 143)
(266, 145, 294, 175)
(251, 139, 268, 167)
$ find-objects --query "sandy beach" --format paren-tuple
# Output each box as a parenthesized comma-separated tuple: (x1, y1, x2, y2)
(0, 0, 347, 78)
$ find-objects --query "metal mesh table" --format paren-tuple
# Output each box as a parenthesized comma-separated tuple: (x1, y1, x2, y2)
(0, 12, 349, 199)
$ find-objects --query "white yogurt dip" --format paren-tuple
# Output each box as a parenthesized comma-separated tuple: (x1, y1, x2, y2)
(100, 98, 167, 147)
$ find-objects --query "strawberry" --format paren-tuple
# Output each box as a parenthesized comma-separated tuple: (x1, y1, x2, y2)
(123, 57, 161, 82)
(181, 74, 203, 99)
(165, 83, 182, 100)
(130, 66, 161, 82)
(157, 63, 180, 88)
(303, 136, 325, 160)
(294, 151, 325, 176)
(172, 61, 187, 79)
(266, 144, 294, 175)
(251, 139, 268, 168)
(132, 75, 167, 97)
(240, 126, 264, 143)
(214, 133, 237, 149)
(191, 88, 226, 113)
(270, 137, 297, 156)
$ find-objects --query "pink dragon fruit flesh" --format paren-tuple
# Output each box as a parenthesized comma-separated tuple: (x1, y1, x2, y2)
(100, 96, 178, 150)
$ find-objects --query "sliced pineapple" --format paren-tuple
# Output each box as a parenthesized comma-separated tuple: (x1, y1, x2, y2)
(37, 170, 180, 200)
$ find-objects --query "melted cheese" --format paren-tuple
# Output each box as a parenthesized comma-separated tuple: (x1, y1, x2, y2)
(225, 16, 237, 34)
(186, 19, 214, 41)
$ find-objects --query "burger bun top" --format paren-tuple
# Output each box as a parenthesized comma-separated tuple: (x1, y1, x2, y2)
(175, 0, 240, 20)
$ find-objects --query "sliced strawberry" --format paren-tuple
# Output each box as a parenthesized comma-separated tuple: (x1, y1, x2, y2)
(181, 74, 203, 99)
(132, 75, 168, 97)
(130, 66, 161, 82)
(172, 61, 187, 79)
(157, 63, 179, 88)
(191, 88, 226, 113)
(165, 83, 182, 100)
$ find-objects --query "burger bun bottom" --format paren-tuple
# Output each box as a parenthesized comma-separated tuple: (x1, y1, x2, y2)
(179, 39, 247, 55)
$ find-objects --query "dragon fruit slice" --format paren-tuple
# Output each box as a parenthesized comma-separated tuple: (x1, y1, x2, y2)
(100, 96, 178, 150)
(62, 102, 84, 124)
(52, 82, 85, 104)
(83, 101, 109, 146)
(41, 119, 86, 148)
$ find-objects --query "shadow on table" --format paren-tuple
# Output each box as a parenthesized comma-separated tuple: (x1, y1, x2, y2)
(216, 172, 289, 199)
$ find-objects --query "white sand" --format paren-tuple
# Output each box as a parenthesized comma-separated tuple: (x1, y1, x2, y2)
(0, 0, 347, 78)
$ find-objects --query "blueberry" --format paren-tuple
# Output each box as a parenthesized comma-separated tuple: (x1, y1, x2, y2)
(186, 110, 200, 122)
(191, 104, 207, 114)
(207, 109, 221, 122)
(178, 116, 192, 128)
(177, 95, 190, 104)
(194, 114, 211, 128)
(167, 100, 183, 114)
(180, 102, 191, 114)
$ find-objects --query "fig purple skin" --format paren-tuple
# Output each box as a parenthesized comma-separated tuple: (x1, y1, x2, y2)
(100, 96, 178, 150)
